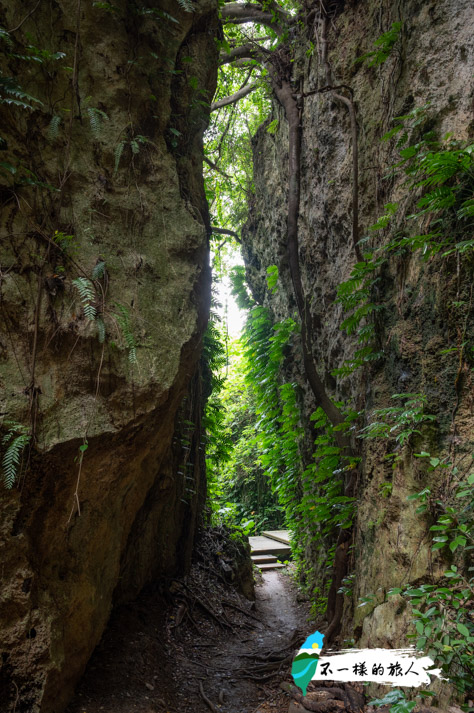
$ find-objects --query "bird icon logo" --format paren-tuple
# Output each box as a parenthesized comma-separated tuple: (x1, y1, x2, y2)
(291, 631, 325, 695)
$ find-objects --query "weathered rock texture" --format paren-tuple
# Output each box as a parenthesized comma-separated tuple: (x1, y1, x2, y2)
(0, 1, 218, 711)
(242, 0, 473, 660)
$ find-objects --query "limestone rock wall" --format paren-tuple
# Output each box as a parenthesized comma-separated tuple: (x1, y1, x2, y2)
(242, 0, 473, 649)
(0, 1, 218, 711)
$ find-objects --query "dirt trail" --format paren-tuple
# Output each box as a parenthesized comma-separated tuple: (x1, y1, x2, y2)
(67, 569, 310, 713)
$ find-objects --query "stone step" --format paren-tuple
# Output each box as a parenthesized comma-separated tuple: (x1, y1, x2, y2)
(251, 554, 278, 564)
(255, 562, 286, 571)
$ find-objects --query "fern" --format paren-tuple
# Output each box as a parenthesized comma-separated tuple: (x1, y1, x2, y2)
(91, 260, 106, 280)
(115, 304, 137, 363)
(176, 0, 195, 12)
(12, 46, 66, 64)
(2, 422, 30, 488)
(96, 317, 106, 343)
(72, 277, 97, 320)
(87, 107, 109, 139)
(0, 27, 13, 49)
(0, 75, 42, 110)
(48, 114, 61, 140)
(114, 140, 126, 174)
(457, 198, 474, 220)
(114, 135, 149, 173)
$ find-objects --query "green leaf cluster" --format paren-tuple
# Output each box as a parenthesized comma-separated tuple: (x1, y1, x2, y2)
(359, 393, 436, 448)
(334, 107, 474, 381)
(355, 22, 402, 67)
(1, 421, 30, 489)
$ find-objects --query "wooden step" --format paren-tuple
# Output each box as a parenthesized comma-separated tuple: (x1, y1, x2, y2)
(248, 535, 291, 558)
(256, 562, 286, 571)
(261, 530, 291, 546)
(251, 554, 278, 564)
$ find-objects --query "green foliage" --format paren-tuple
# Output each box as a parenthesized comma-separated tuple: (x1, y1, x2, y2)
(230, 266, 255, 310)
(70, 264, 140, 365)
(204, 304, 283, 532)
(136, 5, 179, 24)
(3, 28, 65, 64)
(334, 109, 473, 381)
(238, 307, 299, 531)
(357, 397, 473, 691)
(338, 573, 355, 597)
(0, 42, 62, 169)
(266, 119, 279, 134)
(358, 395, 473, 693)
(114, 141, 126, 174)
(86, 106, 109, 139)
(93, 1, 119, 12)
(228, 303, 356, 585)
(52, 230, 77, 253)
(176, 0, 195, 12)
(333, 256, 385, 376)
(203, 301, 233, 488)
(205, 21, 273, 246)
(379, 481, 393, 498)
(0, 75, 42, 110)
(334, 111, 473, 687)
(0, 26, 13, 49)
(1, 422, 30, 489)
(382, 107, 474, 257)
(130, 135, 148, 155)
(0, 164, 58, 191)
(387, 465, 474, 695)
(304, 407, 358, 537)
(95, 317, 106, 344)
(356, 22, 402, 66)
(48, 115, 62, 141)
(91, 260, 106, 280)
(266, 264, 279, 293)
(369, 689, 416, 713)
(359, 393, 436, 448)
(115, 304, 137, 364)
(12, 42, 66, 64)
(72, 277, 97, 320)
(207, 258, 360, 590)
(114, 135, 150, 173)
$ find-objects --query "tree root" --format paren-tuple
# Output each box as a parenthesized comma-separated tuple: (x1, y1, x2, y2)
(170, 601, 187, 628)
(325, 532, 351, 641)
(281, 681, 364, 712)
(242, 629, 302, 659)
(194, 595, 235, 631)
(222, 598, 262, 623)
(199, 682, 219, 713)
(238, 653, 293, 681)
(169, 578, 236, 631)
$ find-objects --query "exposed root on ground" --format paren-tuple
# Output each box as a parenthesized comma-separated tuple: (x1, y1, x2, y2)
(281, 680, 365, 712)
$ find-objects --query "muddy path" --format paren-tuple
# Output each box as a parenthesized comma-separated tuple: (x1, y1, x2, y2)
(66, 567, 311, 713)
